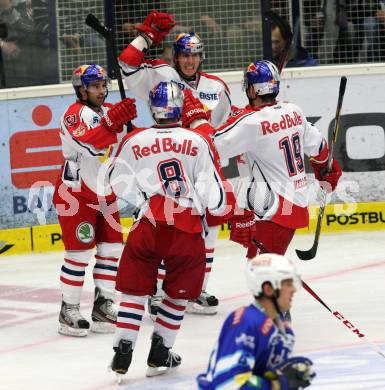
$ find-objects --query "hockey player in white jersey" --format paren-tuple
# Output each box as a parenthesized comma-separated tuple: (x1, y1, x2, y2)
(53, 64, 137, 337)
(186, 60, 342, 258)
(197, 253, 315, 389)
(108, 81, 235, 380)
(118, 10, 232, 315)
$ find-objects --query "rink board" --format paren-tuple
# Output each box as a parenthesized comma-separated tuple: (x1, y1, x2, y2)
(0, 201, 384, 256)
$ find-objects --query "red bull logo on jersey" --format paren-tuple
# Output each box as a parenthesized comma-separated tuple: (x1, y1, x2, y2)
(261, 111, 303, 135)
(132, 137, 198, 160)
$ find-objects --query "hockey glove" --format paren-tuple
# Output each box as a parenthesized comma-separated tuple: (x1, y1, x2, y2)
(268, 356, 315, 390)
(101, 98, 137, 133)
(229, 209, 256, 248)
(310, 143, 342, 192)
(182, 89, 208, 128)
(136, 11, 176, 46)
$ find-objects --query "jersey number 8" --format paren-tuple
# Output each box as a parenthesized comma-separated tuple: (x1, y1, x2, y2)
(157, 158, 188, 198)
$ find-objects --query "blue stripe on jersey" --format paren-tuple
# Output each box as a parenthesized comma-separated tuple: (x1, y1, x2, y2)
(118, 312, 143, 321)
(94, 264, 118, 272)
(61, 266, 85, 277)
(158, 307, 184, 322)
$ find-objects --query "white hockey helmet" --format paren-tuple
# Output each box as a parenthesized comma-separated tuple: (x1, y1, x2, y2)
(246, 253, 301, 297)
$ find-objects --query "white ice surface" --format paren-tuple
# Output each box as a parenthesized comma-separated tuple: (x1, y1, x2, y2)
(1, 230, 385, 390)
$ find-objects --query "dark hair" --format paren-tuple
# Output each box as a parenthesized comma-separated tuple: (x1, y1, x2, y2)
(260, 92, 279, 101)
(270, 14, 293, 44)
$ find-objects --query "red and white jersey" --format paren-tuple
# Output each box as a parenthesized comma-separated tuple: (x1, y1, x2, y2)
(108, 124, 233, 234)
(214, 101, 324, 229)
(59, 101, 126, 197)
(119, 44, 231, 127)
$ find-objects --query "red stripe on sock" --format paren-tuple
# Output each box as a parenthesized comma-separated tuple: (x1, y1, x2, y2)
(93, 274, 116, 281)
(205, 248, 214, 253)
(205, 267, 212, 273)
(120, 302, 145, 311)
(116, 322, 140, 331)
(157, 274, 165, 280)
(95, 255, 118, 262)
(156, 317, 181, 330)
(60, 276, 84, 286)
(163, 299, 186, 311)
(64, 258, 88, 267)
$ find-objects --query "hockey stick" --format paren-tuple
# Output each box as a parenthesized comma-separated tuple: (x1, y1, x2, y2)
(85, 13, 132, 132)
(302, 280, 385, 360)
(250, 240, 385, 359)
(296, 76, 347, 261)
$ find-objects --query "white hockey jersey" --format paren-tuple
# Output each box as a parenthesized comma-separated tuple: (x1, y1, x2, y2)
(213, 102, 324, 229)
(108, 124, 233, 233)
(118, 43, 231, 127)
(59, 101, 126, 198)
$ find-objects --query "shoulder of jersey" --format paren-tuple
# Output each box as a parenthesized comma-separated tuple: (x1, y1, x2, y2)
(183, 125, 214, 146)
(199, 71, 230, 93)
(63, 101, 84, 117)
(224, 106, 256, 125)
(120, 126, 147, 143)
(62, 101, 85, 127)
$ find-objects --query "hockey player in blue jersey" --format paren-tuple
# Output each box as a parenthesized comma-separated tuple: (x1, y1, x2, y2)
(197, 253, 315, 389)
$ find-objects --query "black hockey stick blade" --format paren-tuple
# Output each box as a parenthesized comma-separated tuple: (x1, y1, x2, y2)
(85, 13, 110, 40)
(296, 214, 322, 260)
(295, 191, 326, 260)
(295, 233, 319, 260)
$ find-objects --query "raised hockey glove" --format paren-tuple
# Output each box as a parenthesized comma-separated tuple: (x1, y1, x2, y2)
(310, 143, 342, 192)
(229, 209, 256, 248)
(136, 11, 176, 46)
(102, 98, 137, 133)
(268, 357, 315, 390)
(182, 89, 208, 128)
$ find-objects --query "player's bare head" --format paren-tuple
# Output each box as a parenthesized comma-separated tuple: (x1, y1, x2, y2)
(72, 64, 111, 107)
(243, 60, 280, 105)
(149, 81, 184, 124)
(246, 253, 301, 313)
(173, 33, 205, 80)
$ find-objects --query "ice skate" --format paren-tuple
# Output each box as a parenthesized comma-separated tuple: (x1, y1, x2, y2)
(147, 295, 163, 321)
(91, 287, 117, 333)
(58, 301, 90, 337)
(146, 333, 181, 377)
(186, 291, 218, 315)
(111, 339, 133, 384)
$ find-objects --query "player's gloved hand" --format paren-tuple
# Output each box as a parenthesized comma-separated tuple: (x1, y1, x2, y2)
(310, 151, 342, 192)
(229, 209, 256, 248)
(137, 11, 176, 46)
(101, 98, 137, 133)
(269, 357, 315, 390)
(182, 89, 208, 128)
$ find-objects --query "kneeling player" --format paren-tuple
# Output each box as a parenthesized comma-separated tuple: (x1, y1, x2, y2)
(197, 254, 315, 389)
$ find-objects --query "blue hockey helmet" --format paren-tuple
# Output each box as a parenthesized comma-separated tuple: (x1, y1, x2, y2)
(243, 60, 280, 96)
(173, 32, 205, 58)
(149, 81, 184, 120)
(72, 64, 110, 97)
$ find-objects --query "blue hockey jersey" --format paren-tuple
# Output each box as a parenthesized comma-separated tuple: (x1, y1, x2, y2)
(197, 303, 295, 389)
